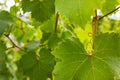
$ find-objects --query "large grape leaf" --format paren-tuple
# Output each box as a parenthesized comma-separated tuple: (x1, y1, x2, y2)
(102, 0, 119, 14)
(0, 41, 10, 79)
(47, 33, 61, 49)
(22, 0, 55, 22)
(55, 0, 103, 28)
(53, 33, 120, 80)
(18, 48, 55, 80)
(0, 41, 6, 72)
(0, 11, 14, 37)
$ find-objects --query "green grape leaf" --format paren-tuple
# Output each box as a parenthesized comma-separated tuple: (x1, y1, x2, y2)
(18, 48, 55, 80)
(22, 0, 55, 22)
(0, 11, 14, 37)
(48, 33, 60, 49)
(41, 32, 52, 43)
(53, 33, 120, 80)
(0, 41, 6, 72)
(10, 5, 19, 16)
(40, 15, 55, 32)
(0, 41, 10, 79)
(102, 0, 119, 14)
(0, 75, 9, 80)
(26, 40, 40, 50)
(13, 26, 35, 42)
(60, 31, 73, 39)
(55, 0, 103, 29)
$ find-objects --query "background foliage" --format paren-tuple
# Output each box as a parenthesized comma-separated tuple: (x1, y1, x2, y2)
(0, 0, 120, 80)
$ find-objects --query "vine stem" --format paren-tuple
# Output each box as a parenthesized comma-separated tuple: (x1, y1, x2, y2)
(92, 9, 98, 50)
(99, 6, 120, 20)
(4, 34, 21, 50)
(90, 6, 120, 54)
(54, 12, 59, 33)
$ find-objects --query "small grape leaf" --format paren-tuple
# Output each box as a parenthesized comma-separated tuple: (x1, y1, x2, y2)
(55, 0, 103, 29)
(40, 15, 55, 33)
(0, 11, 14, 37)
(18, 48, 55, 80)
(53, 33, 120, 80)
(13, 26, 35, 43)
(22, 0, 55, 22)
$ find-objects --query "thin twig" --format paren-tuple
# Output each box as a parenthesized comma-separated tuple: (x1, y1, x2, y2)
(4, 34, 21, 50)
(99, 6, 120, 20)
(54, 12, 59, 33)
